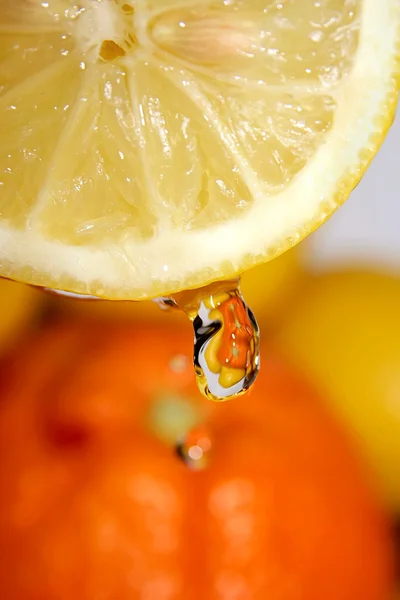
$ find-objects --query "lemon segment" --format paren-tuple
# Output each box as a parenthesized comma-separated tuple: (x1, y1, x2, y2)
(0, 0, 399, 299)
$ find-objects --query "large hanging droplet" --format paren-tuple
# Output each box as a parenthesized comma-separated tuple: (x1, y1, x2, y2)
(157, 279, 260, 402)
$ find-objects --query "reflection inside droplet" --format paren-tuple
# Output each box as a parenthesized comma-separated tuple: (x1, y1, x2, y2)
(160, 279, 260, 402)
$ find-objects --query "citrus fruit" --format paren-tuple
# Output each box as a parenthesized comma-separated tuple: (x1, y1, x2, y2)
(0, 319, 394, 599)
(54, 247, 302, 328)
(240, 248, 303, 327)
(273, 270, 400, 511)
(0, 1, 399, 299)
(0, 278, 43, 351)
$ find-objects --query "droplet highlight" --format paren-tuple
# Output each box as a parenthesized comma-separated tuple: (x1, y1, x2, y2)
(176, 425, 212, 470)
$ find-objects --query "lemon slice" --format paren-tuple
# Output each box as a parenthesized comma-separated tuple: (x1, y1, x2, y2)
(0, 0, 399, 299)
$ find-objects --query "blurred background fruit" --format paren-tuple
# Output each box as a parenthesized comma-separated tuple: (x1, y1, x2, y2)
(241, 248, 302, 329)
(273, 270, 400, 512)
(52, 248, 302, 331)
(0, 320, 393, 600)
(0, 279, 43, 354)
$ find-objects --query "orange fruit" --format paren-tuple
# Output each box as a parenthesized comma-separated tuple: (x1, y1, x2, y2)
(0, 318, 394, 599)
(273, 270, 400, 511)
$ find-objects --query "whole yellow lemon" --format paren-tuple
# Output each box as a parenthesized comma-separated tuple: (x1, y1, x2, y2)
(274, 270, 400, 511)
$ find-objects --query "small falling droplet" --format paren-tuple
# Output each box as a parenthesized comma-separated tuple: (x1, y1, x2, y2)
(176, 425, 212, 470)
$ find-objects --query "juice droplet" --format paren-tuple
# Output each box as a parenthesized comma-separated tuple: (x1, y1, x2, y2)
(176, 425, 212, 470)
(192, 283, 260, 401)
(161, 279, 260, 402)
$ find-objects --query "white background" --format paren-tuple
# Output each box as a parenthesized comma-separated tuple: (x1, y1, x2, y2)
(303, 101, 400, 273)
